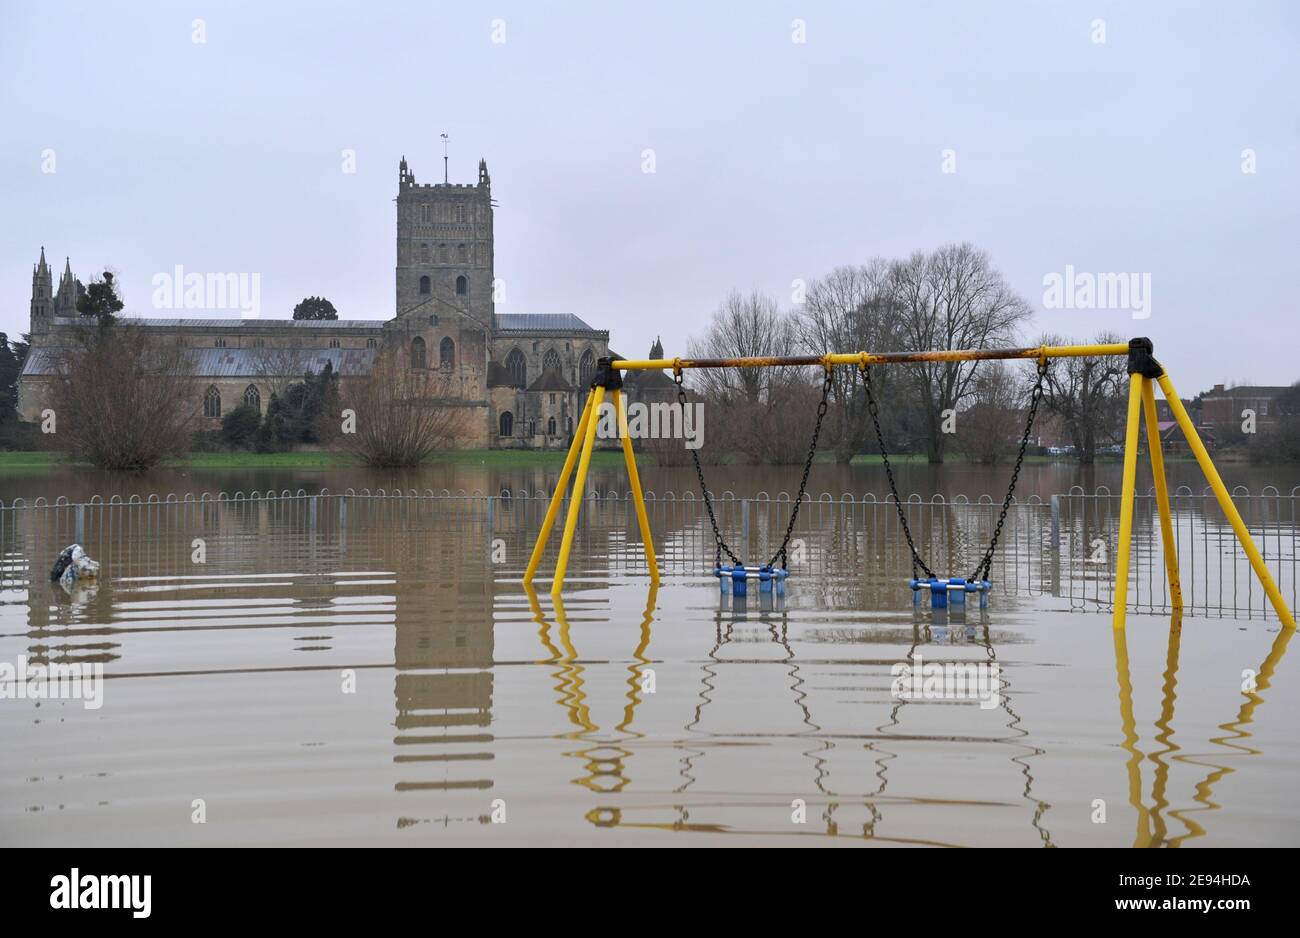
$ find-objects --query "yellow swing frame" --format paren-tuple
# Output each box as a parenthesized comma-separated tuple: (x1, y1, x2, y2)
(523, 339, 1296, 632)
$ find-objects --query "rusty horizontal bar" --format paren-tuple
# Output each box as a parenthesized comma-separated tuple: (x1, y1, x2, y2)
(611, 343, 1132, 371)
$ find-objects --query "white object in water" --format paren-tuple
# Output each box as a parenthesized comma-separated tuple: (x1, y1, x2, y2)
(50, 543, 101, 591)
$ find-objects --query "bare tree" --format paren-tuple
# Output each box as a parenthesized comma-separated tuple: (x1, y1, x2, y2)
(340, 343, 470, 466)
(891, 243, 1032, 462)
(687, 291, 799, 404)
(1036, 331, 1127, 464)
(251, 340, 313, 401)
(51, 325, 197, 469)
(794, 260, 903, 462)
(956, 362, 1022, 464)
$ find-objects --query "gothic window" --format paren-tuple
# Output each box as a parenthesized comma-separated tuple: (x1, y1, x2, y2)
(547, 416, 556, 436)
(578, 349, 596, 387)
(419, 275, 430, 295)
(549, 393, 556, 405)
(440, 337, 455, 369)
(428, 315, 439, 326)
(215, 338, 227, 348)
(567, 416, 573, 434)
(456, 203, 466, 223)
(543, 348, 561, 374)
(528, 418, 536, 437)
(455, 275, 467, 296)
(203, 385, 221, 419)
(499, 411, 513, 437)
(367, 337, 376, 348)
(457, 243, 467, 263)
(411, 336, 426, 369)
(329, 338, 340, 348)
(420, 243, 429, 263)
(505, 348, 526, 388)
(243, 384, 261, 413)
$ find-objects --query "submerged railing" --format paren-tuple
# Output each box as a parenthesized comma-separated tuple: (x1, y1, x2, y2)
(1, 485, 1296, 620)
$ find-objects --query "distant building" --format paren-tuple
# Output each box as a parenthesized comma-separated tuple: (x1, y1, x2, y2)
(18, 155, 613, 449)
(1199, 383, 1288, 440)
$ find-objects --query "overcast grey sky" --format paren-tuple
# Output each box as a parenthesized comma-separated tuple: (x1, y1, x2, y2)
(1, 0, 1295, 391)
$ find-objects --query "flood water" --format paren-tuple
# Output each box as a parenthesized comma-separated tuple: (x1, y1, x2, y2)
(1, 461, 1298, 847)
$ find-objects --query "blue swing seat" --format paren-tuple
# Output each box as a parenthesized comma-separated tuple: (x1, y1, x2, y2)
(908, 576, 992, 609)
(715, 564, 788, 597)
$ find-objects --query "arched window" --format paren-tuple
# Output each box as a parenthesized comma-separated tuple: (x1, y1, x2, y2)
(505, 348, 526, 388)
(457, 243, 468, 263)
(499, 411, 514, 437)
(440, 336, 455, 369)
(420, 243, 429, 263)
(578, 349, 596, 387)
(203, 385, 221, 419)
(455, 275, 467, 296)
(567, 416, 573, 434)
(410, 336, 426, 369)
(547, 416, 557, 436)
(542, 348, 562, 374)
(419, 275, 430, 295)
(243, 384, 261, 413)
(528, 418, 537, 437)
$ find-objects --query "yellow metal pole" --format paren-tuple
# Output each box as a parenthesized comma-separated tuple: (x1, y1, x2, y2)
(1142, 378, 1183, 611)
(1158, 373, 1296, 630)
(552, 385, 605, 596)
(613, 389, 659, 583)
(1113, 373, 1145, 630)
(523, 389, 597, 585)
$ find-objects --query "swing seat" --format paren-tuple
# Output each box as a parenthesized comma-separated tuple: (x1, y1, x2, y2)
(908, 576, 991, 609)
(715, 564, 788, 598)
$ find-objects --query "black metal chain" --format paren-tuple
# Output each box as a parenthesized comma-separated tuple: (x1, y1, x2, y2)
(675, 369, 740, 568)
(859, 364, 933, 579)
(970, 357, 1049, 582)
(769, 367, 835, 569)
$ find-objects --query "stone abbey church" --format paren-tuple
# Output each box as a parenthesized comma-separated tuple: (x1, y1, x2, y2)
(18, 155, 666, 448)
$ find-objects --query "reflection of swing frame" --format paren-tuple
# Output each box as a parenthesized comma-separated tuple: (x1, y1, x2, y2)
(524, 339, 1295, 632)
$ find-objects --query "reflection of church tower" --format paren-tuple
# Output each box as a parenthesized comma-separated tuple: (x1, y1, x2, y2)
(391, 528, 496, 806)
(29, 247, 53, 335)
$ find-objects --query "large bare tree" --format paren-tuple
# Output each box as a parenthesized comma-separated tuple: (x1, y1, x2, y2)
(1036, 331, 1127, 464)
(687, 290, 799, 404)
(340, 343, 470, 466)
(891, 243, 1032, 462)
(51, 325, 197, 469)
(794, 260, 903, 462)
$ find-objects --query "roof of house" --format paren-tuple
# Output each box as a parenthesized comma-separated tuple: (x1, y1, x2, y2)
(496, 313, 602, 333)
(21, 346, 376, 378)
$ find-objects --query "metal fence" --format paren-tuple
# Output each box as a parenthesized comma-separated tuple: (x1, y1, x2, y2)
(2, 485, 1297, 619)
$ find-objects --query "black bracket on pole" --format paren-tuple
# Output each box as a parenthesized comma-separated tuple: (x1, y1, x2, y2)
(1127, 337, 1164, 378)
(592, 356, 623, 390)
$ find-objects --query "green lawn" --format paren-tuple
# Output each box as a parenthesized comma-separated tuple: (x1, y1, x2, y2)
(0, 449, 631, 470)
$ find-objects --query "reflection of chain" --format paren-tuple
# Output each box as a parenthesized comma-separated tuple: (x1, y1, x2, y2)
(769, 369, 834, 569)
(859, 365, 933, 579)
(971, 358, 1049, 582)
(676, 371, 739, 567)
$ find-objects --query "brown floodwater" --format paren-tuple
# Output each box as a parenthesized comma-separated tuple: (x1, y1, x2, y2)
(1, 461, 1297, 846)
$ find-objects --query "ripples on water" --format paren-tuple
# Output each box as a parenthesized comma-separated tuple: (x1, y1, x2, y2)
(1, 496, 1297, 847)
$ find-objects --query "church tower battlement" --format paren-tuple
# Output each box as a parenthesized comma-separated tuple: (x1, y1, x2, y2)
(395, 155, 495, 331)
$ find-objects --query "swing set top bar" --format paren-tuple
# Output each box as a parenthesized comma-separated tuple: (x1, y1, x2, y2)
(610, 343, 1131, 371)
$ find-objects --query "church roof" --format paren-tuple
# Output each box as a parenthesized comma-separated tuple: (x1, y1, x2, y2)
(527, 367, 573, 392)
(496, 313, 602, 333)
(50, 316, 386, 330)
(21, 346, 376, 378)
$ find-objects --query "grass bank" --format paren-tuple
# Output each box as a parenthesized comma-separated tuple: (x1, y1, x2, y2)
(0, 449, 631, 470)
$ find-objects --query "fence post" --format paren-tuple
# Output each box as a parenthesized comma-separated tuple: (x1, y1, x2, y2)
(1050, 494, 1061, 597)
(741, 499, 750, 550)
(338, 495, 347, 554)
(486, 494, 496, 562)
(75, 504, 85, 545)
